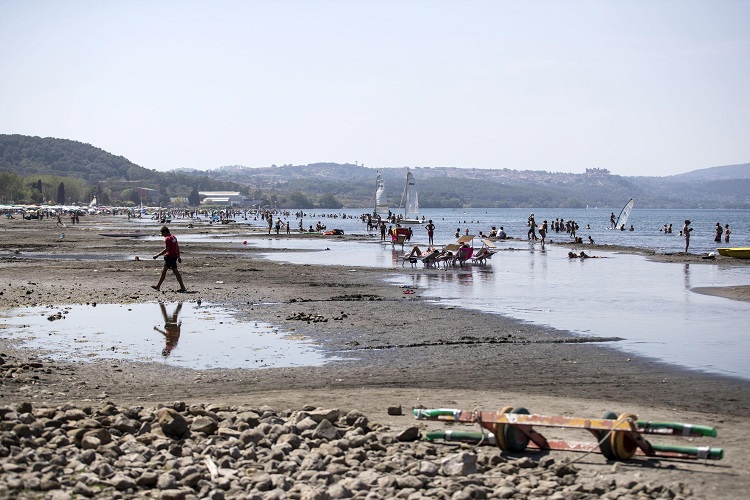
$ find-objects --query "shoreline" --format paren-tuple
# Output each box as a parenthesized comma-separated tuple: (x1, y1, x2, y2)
(1, 216, 749, 498)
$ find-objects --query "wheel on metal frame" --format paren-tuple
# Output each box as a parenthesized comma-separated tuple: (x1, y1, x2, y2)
(598, 411, 618, 460)
(610, 412, 639, 460)
(493, 406, 513, 451)
(503, 407, 531, 453)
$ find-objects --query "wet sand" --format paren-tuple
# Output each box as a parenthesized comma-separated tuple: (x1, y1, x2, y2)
(1, 216, 749, 498)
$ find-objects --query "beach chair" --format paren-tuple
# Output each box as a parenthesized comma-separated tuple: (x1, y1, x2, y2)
(436, 244, 461, 269)
(453, 245, 474, 266)
(401, 246, 423, 268)
(391, 227, 411, 250)
(472, 239, 498, 264)
(420, 249, 441, 268)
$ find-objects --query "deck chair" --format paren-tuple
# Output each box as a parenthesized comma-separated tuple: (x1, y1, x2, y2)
(457, 235, 475, 245)
(436, 244, 460, 268)
(453, 246, 474, 266)
(420, 249, 441, 267)
(472, 239, 498, 264)
(401, 246, 423, 267)
(391, 227, 411, 250)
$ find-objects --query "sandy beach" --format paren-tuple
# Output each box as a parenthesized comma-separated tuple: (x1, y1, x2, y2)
(1, 215, 749, 498)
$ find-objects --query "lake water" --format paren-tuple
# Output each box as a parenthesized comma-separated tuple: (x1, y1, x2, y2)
(242, 208, 750, 381)
(133, 207, 749, 255)
(0, 303, 339, 370)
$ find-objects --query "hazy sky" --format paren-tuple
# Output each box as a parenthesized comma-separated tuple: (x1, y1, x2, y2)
(1, 1, 748, 176)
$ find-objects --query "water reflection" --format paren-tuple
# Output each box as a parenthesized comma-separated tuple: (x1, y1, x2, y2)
(385, 246, 750, 380)
(154, 302, 182, 357)
(0, 302, 339, 369)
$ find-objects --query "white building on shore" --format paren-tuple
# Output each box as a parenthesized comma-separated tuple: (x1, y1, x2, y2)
(198, 191, 246, 206)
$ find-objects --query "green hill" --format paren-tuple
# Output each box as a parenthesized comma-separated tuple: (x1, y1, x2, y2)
(1, 134, 748, 208)
(0, 135, 242, 206)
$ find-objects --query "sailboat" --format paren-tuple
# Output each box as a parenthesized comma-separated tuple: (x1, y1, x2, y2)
(374, 171, 389, 217)
(398, 168, 423, 224)
(614, 198, 634, 230)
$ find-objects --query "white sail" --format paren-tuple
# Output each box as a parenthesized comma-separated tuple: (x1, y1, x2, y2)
(400, 169, 422, 223)
(405, 170, 418, 217)
(375, 172, 389, 216)
(615, 198, 634, 230)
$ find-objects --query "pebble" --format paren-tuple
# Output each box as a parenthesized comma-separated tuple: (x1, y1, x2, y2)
(0, 400, 689, 499)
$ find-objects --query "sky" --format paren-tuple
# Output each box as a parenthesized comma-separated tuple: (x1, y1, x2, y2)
(1, 0, 749, 177)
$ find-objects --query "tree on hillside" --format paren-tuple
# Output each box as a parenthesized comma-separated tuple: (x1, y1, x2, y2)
(188, 188, 200, 206)
(318, 193, 343, 209)
(0, 172, 23, 203)
(56, 182, 65, 204)
(287, 192, 314, 209)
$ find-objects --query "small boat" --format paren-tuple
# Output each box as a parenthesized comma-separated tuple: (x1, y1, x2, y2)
(398, 168, 423, 224)
(716, 248, 750, 259)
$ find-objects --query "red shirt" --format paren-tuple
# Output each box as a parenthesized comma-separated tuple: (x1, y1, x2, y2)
(164, 234, 180, 258)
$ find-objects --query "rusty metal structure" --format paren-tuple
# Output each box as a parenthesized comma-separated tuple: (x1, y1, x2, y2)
(414, 407, 723, 461)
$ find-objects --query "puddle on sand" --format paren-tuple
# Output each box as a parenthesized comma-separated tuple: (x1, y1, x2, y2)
(1, 252, 137, 261)
(0, 302, 343, 369)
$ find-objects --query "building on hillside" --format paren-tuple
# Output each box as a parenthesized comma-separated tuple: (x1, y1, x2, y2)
(136, 187, 159, 205)
(585, 167, 611, 176)
(198, 191, 246, 206)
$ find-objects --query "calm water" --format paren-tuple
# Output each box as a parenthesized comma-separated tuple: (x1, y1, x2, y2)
(140, 207, 749, 255)
(248, 208, 750, 381)
(0, 303, 339, 369)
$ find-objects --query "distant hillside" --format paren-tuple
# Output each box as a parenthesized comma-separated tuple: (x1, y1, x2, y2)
(0, 135, 243, 205)
(2, 134, 748, 208)
(670, 163, 750, 181)
(189, 162, 750, 209)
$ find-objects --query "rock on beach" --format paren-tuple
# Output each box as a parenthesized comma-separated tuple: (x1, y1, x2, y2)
(0, 400, 691, 499)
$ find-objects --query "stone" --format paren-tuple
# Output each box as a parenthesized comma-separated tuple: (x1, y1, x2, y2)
(313, 419, 340, 441)
(396, 426, 420, 441)
(135, 471, 157, 487)
(156, 408, 188, 438)
(441, 451, 478, 476)
(387, 405, 403, 416)
(191, 415, 219, 435)
(419, 460, 438, 476)
(109, 473, 136, 491)
(308, 408, 341, 424)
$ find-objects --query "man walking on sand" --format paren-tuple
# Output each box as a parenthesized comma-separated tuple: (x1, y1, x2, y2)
(151, 226, 187, 292)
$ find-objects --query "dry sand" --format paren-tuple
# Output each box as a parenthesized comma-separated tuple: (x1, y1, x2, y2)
(1, 215, 749, 498)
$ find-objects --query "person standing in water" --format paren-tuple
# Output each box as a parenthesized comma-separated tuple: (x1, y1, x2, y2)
(425, 220, 435, 246)
(152, 226, 187, 292)
(682, 220, 692, 253)
(714, 222, 723, 243)
(724, 224, 731, 243)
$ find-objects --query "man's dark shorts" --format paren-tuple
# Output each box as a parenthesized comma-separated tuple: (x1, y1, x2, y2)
(164, 256, 178, 270)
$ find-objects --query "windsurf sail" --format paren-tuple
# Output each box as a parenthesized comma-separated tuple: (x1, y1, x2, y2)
(375, 172, 389, 216)
(615, 198, 634, 230)
(401, 169, 419, 219)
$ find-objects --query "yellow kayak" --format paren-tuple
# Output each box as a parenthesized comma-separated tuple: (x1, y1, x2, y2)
(717, 248, 750, 259)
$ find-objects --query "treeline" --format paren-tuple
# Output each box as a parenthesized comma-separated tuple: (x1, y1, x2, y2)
(2, 134, 748, 208)
(0, 135, 244, 206)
